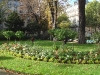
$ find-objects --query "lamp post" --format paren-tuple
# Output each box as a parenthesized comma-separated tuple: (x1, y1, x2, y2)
(48, 0, 57, 29)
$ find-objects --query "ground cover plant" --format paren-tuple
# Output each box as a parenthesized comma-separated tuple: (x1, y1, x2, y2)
(0, 40, 100, 75)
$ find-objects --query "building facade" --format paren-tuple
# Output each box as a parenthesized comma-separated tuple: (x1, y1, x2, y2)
(0, 0, 33, 29)
(66, 2, 79, 31)
(66, 1, 91, 37)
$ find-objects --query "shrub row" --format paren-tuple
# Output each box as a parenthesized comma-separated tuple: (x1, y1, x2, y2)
(0, 42, 100, 64)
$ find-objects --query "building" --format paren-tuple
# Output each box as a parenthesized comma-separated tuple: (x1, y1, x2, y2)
(66, 2, 79, 31)
(66, 0, 91, 37)
(0, 0, 20, 29)
(66, 0, 89, 27)
(7, 0, 20, 12)
(0, 0, 34, 29)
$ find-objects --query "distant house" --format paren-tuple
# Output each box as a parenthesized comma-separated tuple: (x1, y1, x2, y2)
(66, 0, 89, 30)
(66, 0, 93, 38)
(66, 3, 79, 31)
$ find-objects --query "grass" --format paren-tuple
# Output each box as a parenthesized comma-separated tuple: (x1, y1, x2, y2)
(0, 40, 99, 75)
(0, 52, 100, 75)
(20, 40, 96, 51)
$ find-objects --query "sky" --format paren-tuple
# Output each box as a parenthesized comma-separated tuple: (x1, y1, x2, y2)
(69, 0, 93, 5)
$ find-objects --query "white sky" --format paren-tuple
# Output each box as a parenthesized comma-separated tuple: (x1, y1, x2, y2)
(69, 0, 95, 5)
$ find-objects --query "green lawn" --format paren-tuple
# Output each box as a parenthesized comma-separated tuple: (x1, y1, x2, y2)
(21, 40, 96, 51)
(0, 40, 96, 51)
(0, 40, 99, 75)
(0, 52, 100, 75)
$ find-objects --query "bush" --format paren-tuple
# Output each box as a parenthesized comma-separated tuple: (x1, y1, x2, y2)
(15, 31, 24, 40)
(2, 30, 14, 41)
(48, 28, 77, 41)
(91, 31, 100, 43)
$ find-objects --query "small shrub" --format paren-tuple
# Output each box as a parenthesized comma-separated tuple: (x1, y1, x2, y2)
(15, 31, 24, 40)
(2, 31, 14, 42)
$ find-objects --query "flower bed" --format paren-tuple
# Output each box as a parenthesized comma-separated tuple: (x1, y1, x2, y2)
(0, 42, 100, 64)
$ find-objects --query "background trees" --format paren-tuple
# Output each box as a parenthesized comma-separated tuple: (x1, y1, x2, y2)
(5, 12, 24, 32)
(57, 13, 71, 28)
(47, 0, 69, 29)
(25, 21, 40, 34)
(0, 0, 94, 42)
(20, 0, 49, 32)
(85, 0, 100, 43)
(85, 0, 100, 31)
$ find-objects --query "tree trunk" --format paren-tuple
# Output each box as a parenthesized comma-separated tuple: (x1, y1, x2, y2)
(48, 0, 57, 29)
(78, 0, 86, 44)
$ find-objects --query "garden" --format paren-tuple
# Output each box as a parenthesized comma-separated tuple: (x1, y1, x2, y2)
(1, 0, 100, 75)
(0, 29, 100, 75)
(0, 40, 100, 75)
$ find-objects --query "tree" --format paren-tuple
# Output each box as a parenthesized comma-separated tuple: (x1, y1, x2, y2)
(85, 0, 100, 31)
(19, 0, 47, 22)
(78, 0, 86, 44)
(0, 0, 8, 24)
(20, 0, 49, 31)
(25, 21, 40, 34)
(47, 0, 58, 29)
(39, 18, 49, 31)
(45, 0, 69, 29)
(57, 14, 70, 24)
(5, 12, 24, 32)
(48, 28, 77, 41)
(19, 0, 39, 22)
(57, 13, 71, 28)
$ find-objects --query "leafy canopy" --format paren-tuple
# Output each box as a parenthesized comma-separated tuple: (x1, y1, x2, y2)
(85, 0, 100, 27)
(48, 28, 77, 40)
(57, 14, 71, 28)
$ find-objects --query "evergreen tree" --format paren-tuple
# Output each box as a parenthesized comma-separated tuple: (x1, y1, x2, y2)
(5, 12, 24, 32)
(25, 21, 40, 34)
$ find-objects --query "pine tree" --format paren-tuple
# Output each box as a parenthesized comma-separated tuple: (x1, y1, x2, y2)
(5, 12, 24, 32)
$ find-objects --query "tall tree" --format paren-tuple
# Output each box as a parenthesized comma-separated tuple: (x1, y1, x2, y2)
(47, 0, 58, 29)
(19, 0, 49, 31)
(78, 0, 86, 44)
(19, 0, 47, 23)
(47, 0, 69, 29)
(5, 12, 24, 32)
(85, 0, 100, 31)
(19, 0, 39, 22)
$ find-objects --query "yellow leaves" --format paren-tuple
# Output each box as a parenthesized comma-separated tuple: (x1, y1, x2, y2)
(58, 21, 70, 28)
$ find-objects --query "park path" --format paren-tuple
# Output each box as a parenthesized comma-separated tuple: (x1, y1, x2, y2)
(0, 69, 19, 75)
